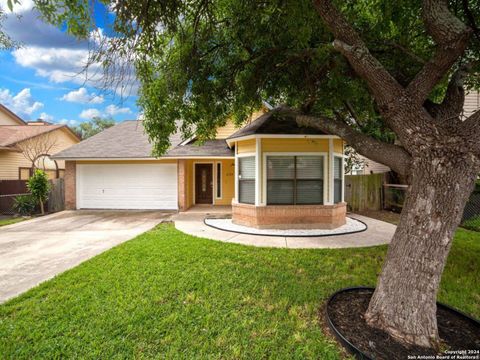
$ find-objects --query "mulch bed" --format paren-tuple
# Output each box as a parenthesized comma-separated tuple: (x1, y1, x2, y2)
(326, 288, 480, 359)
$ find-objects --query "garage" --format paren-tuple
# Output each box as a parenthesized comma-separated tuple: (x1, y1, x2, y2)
(77, 163, 178, 210)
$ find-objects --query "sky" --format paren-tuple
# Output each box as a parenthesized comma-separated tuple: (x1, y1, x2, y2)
(0, 0, 139, 127)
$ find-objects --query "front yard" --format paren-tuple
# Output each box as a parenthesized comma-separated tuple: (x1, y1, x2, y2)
(0, 224, 478, 359)
(0, 217, 26, 227)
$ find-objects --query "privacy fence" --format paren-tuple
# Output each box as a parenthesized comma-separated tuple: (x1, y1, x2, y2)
(0, 178, 65, 215)
(345, 174, 480, 230)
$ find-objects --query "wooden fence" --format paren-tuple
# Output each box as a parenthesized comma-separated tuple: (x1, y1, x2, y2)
(0, 178, 65, 215)
(344, 173, 385, 211)
(0, 180, 28, 214)
(47, 178, 65, 213)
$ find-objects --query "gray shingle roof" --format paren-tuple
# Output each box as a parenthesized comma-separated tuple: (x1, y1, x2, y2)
(52, 120, 234, 159)
(53, 121, 183, 159)
(165, 139, 234, 157)
(227, 108, 328, 140)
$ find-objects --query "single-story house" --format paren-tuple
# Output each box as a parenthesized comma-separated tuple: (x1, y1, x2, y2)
(0, 104, 80, 180)
(53, 109, 346, 229)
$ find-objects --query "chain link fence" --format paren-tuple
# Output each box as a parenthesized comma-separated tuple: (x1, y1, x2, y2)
(0, 193, 30, 215)
(383, 181, 480, 231)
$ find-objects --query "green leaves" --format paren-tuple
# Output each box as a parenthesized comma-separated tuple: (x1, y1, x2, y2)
(27, 169, 50, 203)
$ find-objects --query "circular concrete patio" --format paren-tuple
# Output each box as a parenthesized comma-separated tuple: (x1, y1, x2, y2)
(173, 208, 396, 249)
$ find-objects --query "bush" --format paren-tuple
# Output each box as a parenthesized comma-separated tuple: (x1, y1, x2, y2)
(13, 194, 37, 216)
(28, 169, 50, 215)
(462, 216, 480, 232)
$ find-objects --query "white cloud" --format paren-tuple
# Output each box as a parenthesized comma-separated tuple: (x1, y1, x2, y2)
(61, 87, 104, 104)
(59, 118, 79, 127)
(0, 88, 43, 118)
(104, 104, 132, 116)
(79, 108, 102, 120)
(39, 112, 54, 122)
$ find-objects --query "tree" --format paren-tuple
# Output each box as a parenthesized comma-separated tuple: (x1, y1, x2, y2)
(73, 117, 115, 139)
(35, 0, 480, 349)
(27, 169, 50, 215)
(16, 130, 58, 175)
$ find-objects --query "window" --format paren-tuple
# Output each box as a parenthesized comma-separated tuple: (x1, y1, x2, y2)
(238, 157, 255, 204)
(216, 162, 222, 198)
(267, 155, 324, 205)
(334, 156, 343, 203)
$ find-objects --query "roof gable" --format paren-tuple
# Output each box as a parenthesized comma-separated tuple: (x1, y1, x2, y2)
(0, 104, 26, 125)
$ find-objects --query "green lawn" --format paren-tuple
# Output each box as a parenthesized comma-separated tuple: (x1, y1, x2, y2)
(0, 217, 26, 227)
(0, 225, 478, 359)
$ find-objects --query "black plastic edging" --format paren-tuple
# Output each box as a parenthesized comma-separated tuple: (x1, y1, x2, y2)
(203, 216, 368, 238)
(325, 287, 480, 360)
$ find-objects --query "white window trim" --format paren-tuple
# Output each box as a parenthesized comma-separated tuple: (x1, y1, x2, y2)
(193, 161, 215, 205)
(255, 138, 261, 206)
(262, 152, 328, 206)
(215, 161, 222, 199)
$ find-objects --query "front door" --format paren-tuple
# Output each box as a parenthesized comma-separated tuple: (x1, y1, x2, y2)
(195, 164, 213, 204)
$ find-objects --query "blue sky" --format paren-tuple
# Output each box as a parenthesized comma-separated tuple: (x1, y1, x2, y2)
(0, 0, 138, 127)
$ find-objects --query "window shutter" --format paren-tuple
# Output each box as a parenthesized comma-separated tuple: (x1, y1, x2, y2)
(296, 156, 324, 179)
(239, 157, 255, 179)
(267, 157, 294, 179)
(334, 156, 343, 203)
(239, 157, 255, 204)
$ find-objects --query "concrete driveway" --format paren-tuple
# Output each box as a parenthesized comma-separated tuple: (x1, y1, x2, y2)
(0, 210, 171, 303)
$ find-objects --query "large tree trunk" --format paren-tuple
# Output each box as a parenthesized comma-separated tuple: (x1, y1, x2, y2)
(365, 153, 479, 349)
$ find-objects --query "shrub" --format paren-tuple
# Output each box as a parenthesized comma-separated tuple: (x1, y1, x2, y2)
(462, 216, 480, 232)
(13, 194, 37, 216)
(27, 169, 51, 215)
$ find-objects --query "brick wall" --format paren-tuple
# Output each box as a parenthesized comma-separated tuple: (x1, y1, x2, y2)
(177, 159, 188, 211)
(64, 161, 76, 210)
(232, 202, 347, 229)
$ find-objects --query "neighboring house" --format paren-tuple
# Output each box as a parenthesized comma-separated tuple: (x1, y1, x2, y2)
(0, 104, 80, 180)
(349, 91, 480, 175)
(53, 109, 346, 229)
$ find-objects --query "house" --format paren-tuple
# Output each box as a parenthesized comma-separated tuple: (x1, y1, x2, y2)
(0, 104, 80, 180)
(53, 108, 347, 229)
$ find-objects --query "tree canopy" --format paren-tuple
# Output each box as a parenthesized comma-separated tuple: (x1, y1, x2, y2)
(32, 0, 480, 157)
(73, 117, 115, 139)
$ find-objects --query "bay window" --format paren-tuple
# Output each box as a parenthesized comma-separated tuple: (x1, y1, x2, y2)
(267, 155, 324, 205)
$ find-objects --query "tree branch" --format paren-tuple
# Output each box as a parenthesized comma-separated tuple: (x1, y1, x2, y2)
(406, 0, 471, 103)
(288, 109, 412, 176)
(424, 64, 472, 123)
(312, 0, 404, 110)
(461, 109, 480, 155)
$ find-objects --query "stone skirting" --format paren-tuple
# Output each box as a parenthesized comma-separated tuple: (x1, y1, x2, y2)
(231, 202, 347, 229)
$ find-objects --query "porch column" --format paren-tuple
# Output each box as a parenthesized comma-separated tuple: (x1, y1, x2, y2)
(255, 138, 261, 205)
(327, 138, 334, 205)
(177, 159, 188, 211)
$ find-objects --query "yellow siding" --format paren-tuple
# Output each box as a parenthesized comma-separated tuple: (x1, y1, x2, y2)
(215, 120, 239, 139)
(333, 139, 344, 153)
(0, 108, 23, 125)
(261, 138, 329, 152)
(236, 139, 256, 154)
(0, 127, 79, 180)
(182, 159, 235, 207)
(215, 110, 267, 139)
(464, 91, 479, 119)
(215, 159, 235, 205)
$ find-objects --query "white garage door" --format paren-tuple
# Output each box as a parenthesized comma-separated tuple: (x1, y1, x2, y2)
(77, 163, 178, 210)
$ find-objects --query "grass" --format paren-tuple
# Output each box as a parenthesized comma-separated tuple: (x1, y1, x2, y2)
(462, 216, 480, 232)
(0, 224, 478, 359)
(0, 217, 26, 227)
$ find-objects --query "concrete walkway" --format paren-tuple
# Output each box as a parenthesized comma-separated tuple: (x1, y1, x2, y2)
(173, 208, 396, 249)
(0, 210, 170, 303)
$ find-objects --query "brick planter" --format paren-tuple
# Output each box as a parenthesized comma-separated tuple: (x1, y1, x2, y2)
(232, 201, 347, 229)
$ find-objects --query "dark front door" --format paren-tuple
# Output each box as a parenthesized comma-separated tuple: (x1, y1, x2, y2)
(195, 164, 213, 204)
